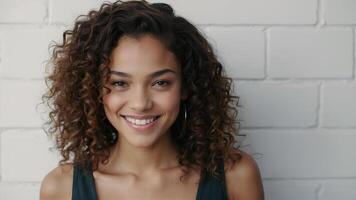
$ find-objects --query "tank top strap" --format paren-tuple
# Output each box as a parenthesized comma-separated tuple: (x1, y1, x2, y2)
(196, 160, 228, 200)
(72, 161, 98, 200)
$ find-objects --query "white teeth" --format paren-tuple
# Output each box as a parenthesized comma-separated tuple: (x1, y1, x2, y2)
(125, 116, 157, 126)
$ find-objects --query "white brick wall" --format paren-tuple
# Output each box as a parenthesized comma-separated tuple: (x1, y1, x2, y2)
(1, 129, 58, 182)
(324, 0, 356, 25)
(0, 0, 47, 24)
(0, 183, 40, 200)
(0, 0, 355, 199)
(206, 27, 265, 79)
(235, 82, 319, 127)
(0, 80, 47, 127)
(50, 0, 108, 24)
(269, 28, 353, 78)
(241, 129, 356, 178)
(322, 180, 356, 200)
(322, 83, 356, 127)
(0, 27, 64, 79)
(150, 0, 318, 25)
(263, 180, 320, 200)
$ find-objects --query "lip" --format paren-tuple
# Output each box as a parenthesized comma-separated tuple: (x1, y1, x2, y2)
(121, 115, 160, 119)
(122, 115, 160, 131)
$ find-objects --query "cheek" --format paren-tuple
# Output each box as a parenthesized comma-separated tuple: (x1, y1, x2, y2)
(156, 90, 181, 113)
(102, 93, 123, 114)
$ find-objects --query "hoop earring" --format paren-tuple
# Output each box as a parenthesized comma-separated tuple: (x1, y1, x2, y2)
(179, 102, 187, 136)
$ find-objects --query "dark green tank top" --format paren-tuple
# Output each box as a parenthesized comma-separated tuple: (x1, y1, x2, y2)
(72, 161, 228, 200)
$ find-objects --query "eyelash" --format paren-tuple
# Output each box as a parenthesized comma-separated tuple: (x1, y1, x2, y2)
(111, 80, 170, 88)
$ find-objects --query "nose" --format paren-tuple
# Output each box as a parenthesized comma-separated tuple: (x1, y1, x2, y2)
(128, 86, 153, 112)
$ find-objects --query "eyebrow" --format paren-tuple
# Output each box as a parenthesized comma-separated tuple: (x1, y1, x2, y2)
(109, 68, 176, 78)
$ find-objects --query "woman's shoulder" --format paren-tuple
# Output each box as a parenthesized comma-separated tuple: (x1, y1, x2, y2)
(225, 150, 264, 200)
(39, 163, 74, 200)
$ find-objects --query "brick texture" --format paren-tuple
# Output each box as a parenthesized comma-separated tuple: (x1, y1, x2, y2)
(0, 80, 47, 127)
(240, 129, 356, 178)
(234, 82, 318, 127)
(150, 0, 318, 25)
(0, 27, 64, 79)
(325, 0, 356, 25)
(322, 83, 356, 127)
(206, 27, 265, 79)
(0, 0, 355, 199)
(0, 129, 58, 182)
(269, 28, 353, 78)
(263, 180, 319, 200)
(0, 0, 47, 23)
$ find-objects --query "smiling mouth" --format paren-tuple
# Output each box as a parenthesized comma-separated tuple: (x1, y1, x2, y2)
(120, 115, 161, 126)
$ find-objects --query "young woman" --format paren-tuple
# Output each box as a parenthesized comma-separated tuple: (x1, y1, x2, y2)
(40, 1, 264, 199)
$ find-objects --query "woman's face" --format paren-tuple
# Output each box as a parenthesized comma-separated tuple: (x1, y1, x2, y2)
(103, 34, 186, 148)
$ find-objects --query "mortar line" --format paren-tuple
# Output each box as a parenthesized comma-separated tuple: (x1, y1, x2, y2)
(317, 82, 322, 128)
(353, 28, 356, 80)
(316, 0, 326, 28)
(264, 27, 269, 80)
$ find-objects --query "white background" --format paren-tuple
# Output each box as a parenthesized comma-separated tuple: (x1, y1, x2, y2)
(0, 0, 355, 199)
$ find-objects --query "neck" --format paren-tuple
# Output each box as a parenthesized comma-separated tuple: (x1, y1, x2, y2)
(101, 133, 179, 176)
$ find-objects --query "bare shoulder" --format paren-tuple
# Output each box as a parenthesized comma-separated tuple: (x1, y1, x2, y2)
(225, 150, 264, 200)
(39, 163, 74, 200)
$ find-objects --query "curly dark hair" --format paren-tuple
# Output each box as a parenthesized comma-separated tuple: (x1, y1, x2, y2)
(43, 0, 241, 181)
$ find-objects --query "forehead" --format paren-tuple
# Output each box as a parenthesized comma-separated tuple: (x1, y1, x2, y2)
(108, 34, 179, 75)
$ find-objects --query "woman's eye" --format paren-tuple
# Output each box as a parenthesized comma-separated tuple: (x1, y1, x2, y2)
(110, 80, 170, 88)
(154, 80, 170, 87)
(111, 81, 127, 87)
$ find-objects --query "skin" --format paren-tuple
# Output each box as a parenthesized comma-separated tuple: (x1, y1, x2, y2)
(101, 34, 186, 173)
(40, 34, 264, 200)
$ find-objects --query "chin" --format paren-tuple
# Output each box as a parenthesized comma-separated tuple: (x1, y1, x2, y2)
(125, 135, 164, 148)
